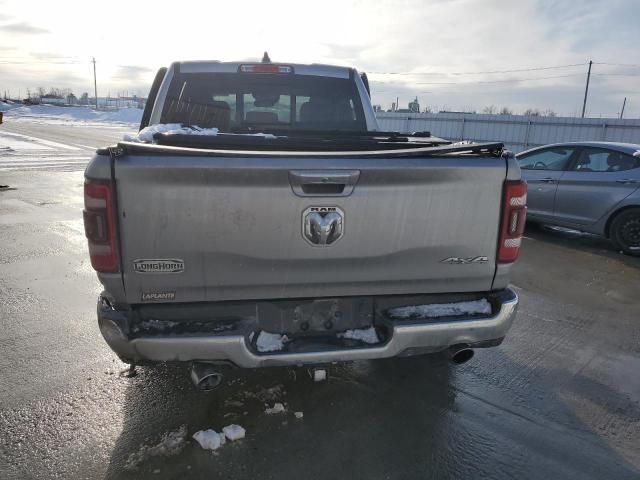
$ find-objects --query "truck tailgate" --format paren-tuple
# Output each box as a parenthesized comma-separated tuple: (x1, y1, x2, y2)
(113, 152, 506, 304)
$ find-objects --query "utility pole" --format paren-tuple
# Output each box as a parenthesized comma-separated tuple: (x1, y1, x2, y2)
(581, 60, 592, 118)
(620, 97, 627, 119)
(92, 57, 98, 110)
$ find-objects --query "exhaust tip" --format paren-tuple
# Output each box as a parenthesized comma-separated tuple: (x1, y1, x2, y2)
(446, 345, 474, 365)
(190, 363, 223, 391)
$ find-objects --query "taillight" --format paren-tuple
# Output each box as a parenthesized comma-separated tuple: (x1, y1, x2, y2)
(83, 180, 118, 272)
(238, 64, 293, 74)
(497, 180, 527, 263)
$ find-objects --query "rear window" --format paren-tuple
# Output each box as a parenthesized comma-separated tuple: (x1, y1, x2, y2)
(160, 71, 366, 132)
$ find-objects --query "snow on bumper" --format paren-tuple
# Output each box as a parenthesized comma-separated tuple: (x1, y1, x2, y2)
(98, 288, 518, 367)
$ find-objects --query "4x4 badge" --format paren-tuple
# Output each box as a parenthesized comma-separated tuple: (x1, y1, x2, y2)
(440, 256, 488, 265)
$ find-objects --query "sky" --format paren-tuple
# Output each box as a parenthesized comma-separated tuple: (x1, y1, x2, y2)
(1, 0, 639, 118)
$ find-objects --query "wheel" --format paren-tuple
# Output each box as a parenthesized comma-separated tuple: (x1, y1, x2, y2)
(610, 208, 640, 256)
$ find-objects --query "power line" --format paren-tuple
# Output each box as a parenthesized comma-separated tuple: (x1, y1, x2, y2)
(371, 70, 640, 87)
(367, 63, 586, 76)
(371, 73, 585, 86)
(592, 73, 640, 77)
(593, 62, 640, 68)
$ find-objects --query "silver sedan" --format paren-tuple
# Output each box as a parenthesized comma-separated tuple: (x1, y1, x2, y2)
(516, 141, 640, 255)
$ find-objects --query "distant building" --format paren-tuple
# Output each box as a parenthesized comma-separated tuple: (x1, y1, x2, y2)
(408, 97, 420, 113)
(40, 94, 65, 105)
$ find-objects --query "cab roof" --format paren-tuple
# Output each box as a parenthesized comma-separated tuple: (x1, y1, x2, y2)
(172, 61, 353, 79)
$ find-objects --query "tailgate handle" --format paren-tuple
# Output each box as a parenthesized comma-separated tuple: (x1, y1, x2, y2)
(289, 170, 360, 197)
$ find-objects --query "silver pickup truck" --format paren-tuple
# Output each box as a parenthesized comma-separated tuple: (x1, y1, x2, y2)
(84, 57, 525, 389)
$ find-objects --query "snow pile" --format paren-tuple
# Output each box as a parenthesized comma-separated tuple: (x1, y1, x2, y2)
(124, 123, 220, 143)
(193, 424, 246, 451)
(312, 369, 327, 382)
(123, 123, 279, 143)
(193, 429, 225, 451)
(222, 424, 246, 441)
(265, 402, 286, 414)
(338, 326, 380, 344)
(125, 425, 188, 470)
(240, 384, 285, 402)
(3, 105, 142, 125)
(256, 331, 289, 353)
(388, 299, 492, 319)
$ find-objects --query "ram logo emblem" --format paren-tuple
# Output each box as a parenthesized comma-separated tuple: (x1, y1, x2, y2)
(303, 207, 344, 246)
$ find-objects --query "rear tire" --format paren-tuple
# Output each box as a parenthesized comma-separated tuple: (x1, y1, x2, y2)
(610, 208, 640, 256)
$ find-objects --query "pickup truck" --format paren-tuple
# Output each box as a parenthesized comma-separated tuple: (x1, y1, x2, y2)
(84, 56, 525, 389)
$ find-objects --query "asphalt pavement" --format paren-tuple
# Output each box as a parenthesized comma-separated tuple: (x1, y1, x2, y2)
(1, 121, 639, 480)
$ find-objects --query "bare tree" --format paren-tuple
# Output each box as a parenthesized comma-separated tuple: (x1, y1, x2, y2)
(423, 105, 432, 113)
(482, 105, 497, 114)
(37, 87, 46, 97)
(523, 108, 541, 117)
(499, 107, 513, 115)
(543, 109, 557, 117)
(46, 87, 73, 97)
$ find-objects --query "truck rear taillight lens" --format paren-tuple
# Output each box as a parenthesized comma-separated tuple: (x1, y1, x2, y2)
(498, 180, 527, 263)
(83, 180, 118, 273)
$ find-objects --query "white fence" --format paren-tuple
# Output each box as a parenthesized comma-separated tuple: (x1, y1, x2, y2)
(375, 112, 640, 153)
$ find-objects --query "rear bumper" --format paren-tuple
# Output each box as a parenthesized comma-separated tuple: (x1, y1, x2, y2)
(98, 288, 518, 368)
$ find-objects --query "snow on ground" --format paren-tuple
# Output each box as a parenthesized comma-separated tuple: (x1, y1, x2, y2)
(0, 130, 92, 172)
(0, 130, 82, 153)
(256, 331, 289, 353)
(1, 104, 142, 126)
(193, 425, 246, 451)
(388, 298, 492, 319)
(124, 425, 188, 470)
(265, 402, 286, 414)
(192, 429, 225, 451)
(338, 326, 380, 344)
(222, 424, 246, 441)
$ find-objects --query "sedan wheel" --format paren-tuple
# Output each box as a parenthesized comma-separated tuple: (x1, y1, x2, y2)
(611, 208, 640, 256)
